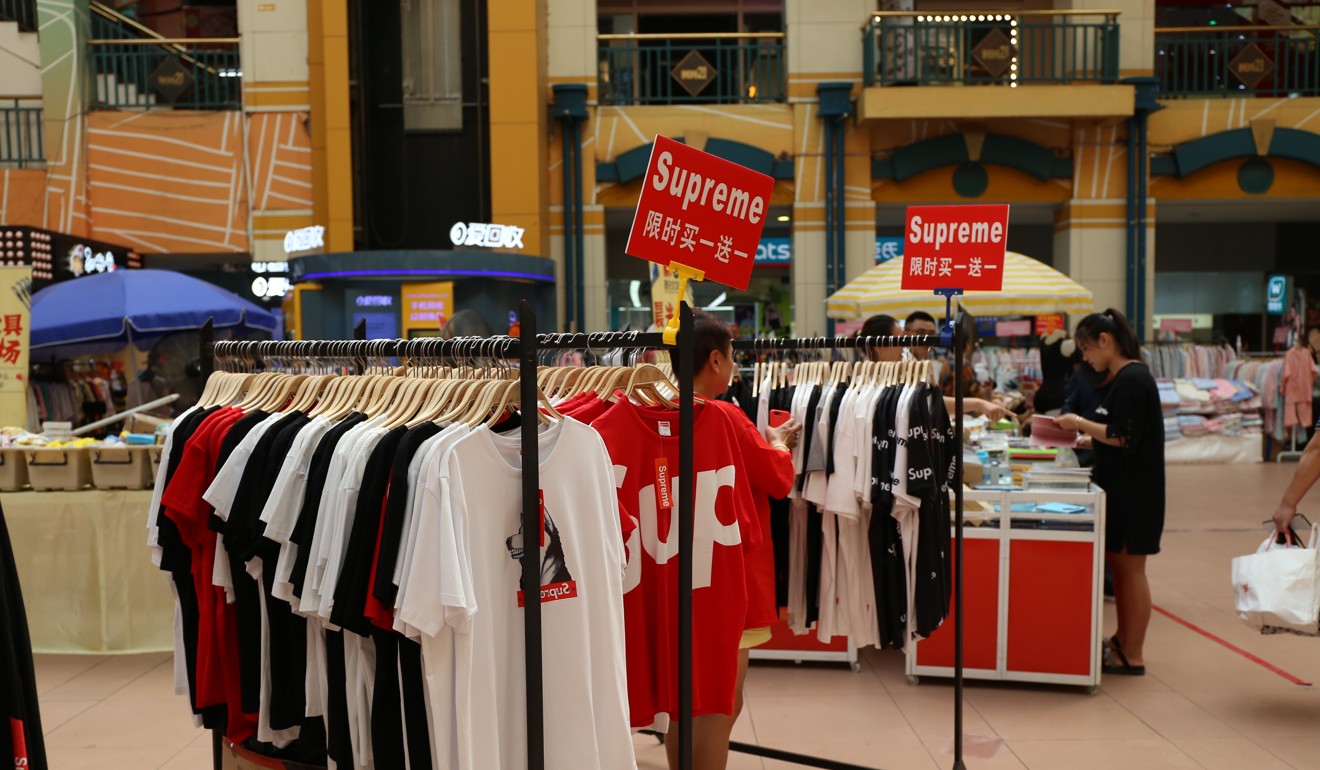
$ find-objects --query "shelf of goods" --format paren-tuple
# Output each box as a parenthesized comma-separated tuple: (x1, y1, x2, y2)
(906, 486, 1106, 691)
(1157, 377, 1264, 465)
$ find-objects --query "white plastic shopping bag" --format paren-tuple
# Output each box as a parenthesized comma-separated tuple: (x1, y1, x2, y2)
(1232, 524, 1320, 635)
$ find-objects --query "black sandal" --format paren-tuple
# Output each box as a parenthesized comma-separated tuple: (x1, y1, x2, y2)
(1102, 644, 1145, 676)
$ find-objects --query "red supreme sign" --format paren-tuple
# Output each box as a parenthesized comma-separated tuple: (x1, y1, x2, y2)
(625, 135, 774, 290)
(901, 204, 1010, 291)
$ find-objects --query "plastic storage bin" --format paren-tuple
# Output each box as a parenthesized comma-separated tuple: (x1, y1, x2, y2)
(26, 447, 92, 491)
(91, 446, 153, 490)
(0, 448, 28, 491)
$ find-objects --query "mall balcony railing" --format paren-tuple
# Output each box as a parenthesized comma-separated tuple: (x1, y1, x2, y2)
(1156, 25, 1320, 98)
(0, 0, 37, 31)
(89, 2, 241, 110)
(0, 99, 42, 168)
(597, 32, 786, 106)
(864, 10, 1121, 86)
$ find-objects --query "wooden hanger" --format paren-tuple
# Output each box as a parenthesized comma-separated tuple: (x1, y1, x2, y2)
(383, 377, 438, 429)
(254, 373, 308, 413)
(623, 363, 679, 409)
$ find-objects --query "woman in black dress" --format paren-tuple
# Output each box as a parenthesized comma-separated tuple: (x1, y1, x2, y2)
(1056, 309, 1164, 676)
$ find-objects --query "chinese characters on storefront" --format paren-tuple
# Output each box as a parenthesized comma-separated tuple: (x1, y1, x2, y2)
(0, 268, 32, 426)
(401, 282, 455, 337)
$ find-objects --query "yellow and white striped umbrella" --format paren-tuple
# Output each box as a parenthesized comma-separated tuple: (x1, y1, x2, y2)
(826, 252, 1094, 320)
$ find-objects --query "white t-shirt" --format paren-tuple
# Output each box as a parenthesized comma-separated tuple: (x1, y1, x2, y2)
(399, 418, 635, 770)
(301, 418, 385, 617)
(262, 416, 335, 604)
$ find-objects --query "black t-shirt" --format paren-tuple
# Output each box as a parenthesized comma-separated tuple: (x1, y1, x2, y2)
(331, 425, 408, 635)
(911, 386, 954, 638)
(224, 412, 309, 714)
(372, 423, 444, 608)
(1092, 363, 1166, 553)
(869, 386, 906, 648)
(152, 407, 221, 723)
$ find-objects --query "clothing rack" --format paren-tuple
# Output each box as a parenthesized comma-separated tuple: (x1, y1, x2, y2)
(197, 304, 970, 770)
(731, 329, 969, 770)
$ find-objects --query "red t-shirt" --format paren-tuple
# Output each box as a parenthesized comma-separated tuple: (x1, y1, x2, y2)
(708, 399, 794, 629)
(160, 407, 257, 743)
(559, 393, 612, 424)
(591, 399, 757, 727)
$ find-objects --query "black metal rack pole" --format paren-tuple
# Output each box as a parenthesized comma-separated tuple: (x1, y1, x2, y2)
(952, 317, 967, 770)
(676, 302, 696, 770)
(518, 301, 545, 770)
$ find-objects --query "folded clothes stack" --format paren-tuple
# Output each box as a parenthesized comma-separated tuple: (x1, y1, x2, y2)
(1156, 378, 1263, 440)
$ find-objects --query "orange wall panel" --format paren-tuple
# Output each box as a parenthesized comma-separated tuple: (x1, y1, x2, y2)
(86, 111, 249, 254)
(0, 170, 48, 227)
(247, 112, 314, 212)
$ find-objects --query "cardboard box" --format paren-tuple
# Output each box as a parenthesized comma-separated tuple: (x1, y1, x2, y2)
(90, 446, 153, 490)
(26, 448, 92, 491)
(0, 448, 28, 491)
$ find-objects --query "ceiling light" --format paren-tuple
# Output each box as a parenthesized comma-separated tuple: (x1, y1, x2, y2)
(777, 215, 791, 222)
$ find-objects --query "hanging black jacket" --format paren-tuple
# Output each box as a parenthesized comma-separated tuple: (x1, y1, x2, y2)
(0, 501, 48, 770)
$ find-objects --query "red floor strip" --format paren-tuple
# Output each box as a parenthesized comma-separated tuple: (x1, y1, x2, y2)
(1152, 604, 1312, 686)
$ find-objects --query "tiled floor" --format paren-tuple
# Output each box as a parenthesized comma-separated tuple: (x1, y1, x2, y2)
(31, 463, 1320, 769)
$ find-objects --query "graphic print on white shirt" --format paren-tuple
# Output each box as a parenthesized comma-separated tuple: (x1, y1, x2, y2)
(505, 499, 577, 605)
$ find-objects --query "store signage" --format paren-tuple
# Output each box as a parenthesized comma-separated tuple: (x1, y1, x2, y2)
(1035, 314, 1065, 335)
(756, 238, 791, 266)
(283, 225, 325, 255)
(754, 237, 906, 266)
(1266, 274, 1288, 314)
(1158, 317, 1194, 333)
(671, 50, 717, 97)
(901, 204, 1009, 292)
(627, 134, 774, 291)
(250, 262, 291, 299)
(354, 295, 394, 308)
(449, 222, 526, 250)
(401, 281, 454, 336)
(1229, 44, 1273, 89)
(875, 237, 904, 264)
(650, 265, 688, 329)
(972, 28, 1017, 78)
(149, 56, 193, 102)
(995, 320, 1032, 337)
(67, 244, 118, 277)
(974, 316, 1000, 337)
(0, 268, 30, 426)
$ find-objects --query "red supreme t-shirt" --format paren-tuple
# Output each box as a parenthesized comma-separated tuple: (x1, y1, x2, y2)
(707, 399, 794, 630)
(591, 399, 757, 728)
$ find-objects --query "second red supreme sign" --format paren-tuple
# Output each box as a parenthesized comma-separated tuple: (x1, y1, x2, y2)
(901, 204, 1010, 292)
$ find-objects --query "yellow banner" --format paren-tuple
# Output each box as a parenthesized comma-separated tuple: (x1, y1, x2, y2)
(650, 265, 693, 330)
(0, 268, 32, 427)
(401, 281, 455, 337)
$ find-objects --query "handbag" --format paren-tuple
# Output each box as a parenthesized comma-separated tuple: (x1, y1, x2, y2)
(1232, 523, 1320, 635)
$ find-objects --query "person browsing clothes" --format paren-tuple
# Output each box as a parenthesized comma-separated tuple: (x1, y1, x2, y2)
(1054, 309, 1164, 676)
(668, 310, 802, 770)
(860, 314, 1010, 421)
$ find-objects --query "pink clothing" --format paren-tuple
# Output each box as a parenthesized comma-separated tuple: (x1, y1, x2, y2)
(1281, 346, 1316, 428)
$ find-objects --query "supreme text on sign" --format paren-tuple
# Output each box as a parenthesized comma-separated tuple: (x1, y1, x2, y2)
(625, 135, 775, 291)
(901, 204, 1010, 292)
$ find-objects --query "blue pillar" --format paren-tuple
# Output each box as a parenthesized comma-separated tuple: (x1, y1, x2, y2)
(1122, 77, 1162, 337)
(552, 84, 588, 332)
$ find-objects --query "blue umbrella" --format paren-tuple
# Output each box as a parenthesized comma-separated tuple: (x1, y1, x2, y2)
(31, 269, 277, 355)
